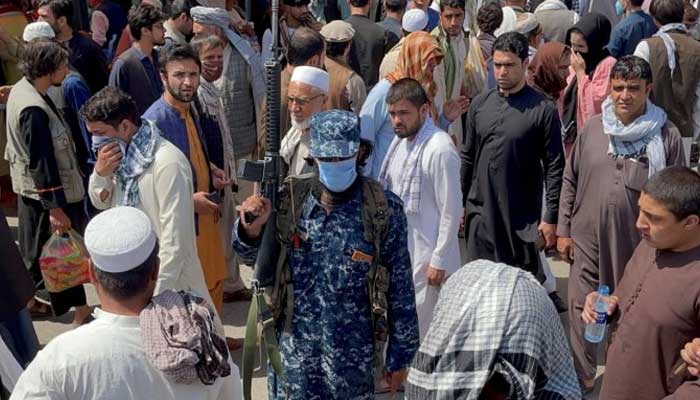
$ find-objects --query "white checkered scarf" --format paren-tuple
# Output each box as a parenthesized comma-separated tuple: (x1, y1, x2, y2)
(378, 117, 437, 214)
(406, 260, 581, 400)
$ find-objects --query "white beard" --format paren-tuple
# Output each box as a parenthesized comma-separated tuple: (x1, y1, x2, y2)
(291, 118, 311, 131)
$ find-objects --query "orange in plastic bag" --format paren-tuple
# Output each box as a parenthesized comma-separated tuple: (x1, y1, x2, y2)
(38, 230, 90, 292)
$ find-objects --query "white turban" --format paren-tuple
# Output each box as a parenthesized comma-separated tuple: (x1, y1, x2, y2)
(290, 66, 329, 94)
(23, 22, 55, 42)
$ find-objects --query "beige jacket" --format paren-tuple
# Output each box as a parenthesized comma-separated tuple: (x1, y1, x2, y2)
(88, 139, 213, 309)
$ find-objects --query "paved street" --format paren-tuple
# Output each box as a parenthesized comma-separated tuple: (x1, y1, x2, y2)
(7, 212, 604, 399)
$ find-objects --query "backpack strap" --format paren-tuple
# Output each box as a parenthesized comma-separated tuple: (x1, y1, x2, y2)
(273, 173, 315, 332)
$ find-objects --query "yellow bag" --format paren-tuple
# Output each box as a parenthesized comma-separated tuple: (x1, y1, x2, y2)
(39, 230, 90, 292)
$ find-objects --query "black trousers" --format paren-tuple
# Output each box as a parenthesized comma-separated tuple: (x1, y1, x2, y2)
(17, 196, 87, 316)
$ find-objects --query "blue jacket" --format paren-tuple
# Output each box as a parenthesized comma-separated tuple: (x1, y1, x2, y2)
(608, 11, 658, 58)
(233, 181, 419, 399)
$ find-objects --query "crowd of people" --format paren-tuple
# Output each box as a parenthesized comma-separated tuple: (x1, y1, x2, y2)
(1, 0, 700, 398)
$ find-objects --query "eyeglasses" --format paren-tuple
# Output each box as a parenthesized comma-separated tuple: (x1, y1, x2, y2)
(287, 94, 323, 106)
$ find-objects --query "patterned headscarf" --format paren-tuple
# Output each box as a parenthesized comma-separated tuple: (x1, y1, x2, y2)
(386, 32, 444, 121)
(387, 32, 443, 99)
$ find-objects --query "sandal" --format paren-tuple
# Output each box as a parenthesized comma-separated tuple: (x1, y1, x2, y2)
(28, 298, 52, 318)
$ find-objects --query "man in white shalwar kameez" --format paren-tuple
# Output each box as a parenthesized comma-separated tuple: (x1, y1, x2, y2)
(81, 87, 213, 311)
(280, 66, 329, 176)
(11, 207, 241, 400)
(379, 78, 462, 338)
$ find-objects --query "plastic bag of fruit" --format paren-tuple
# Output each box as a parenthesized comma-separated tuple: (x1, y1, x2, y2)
(38, 230, 90, 292)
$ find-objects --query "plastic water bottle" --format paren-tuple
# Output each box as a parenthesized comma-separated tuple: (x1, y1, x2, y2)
(585, 285, 610, 343)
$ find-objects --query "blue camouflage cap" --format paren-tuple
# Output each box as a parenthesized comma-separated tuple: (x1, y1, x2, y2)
(309, 110, 360, 158)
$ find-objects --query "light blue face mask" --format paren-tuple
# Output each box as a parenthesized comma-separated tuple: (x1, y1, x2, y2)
(91, 135, 127, 157)
(615, 0, 625, 15)
(317, 157, 358, 193)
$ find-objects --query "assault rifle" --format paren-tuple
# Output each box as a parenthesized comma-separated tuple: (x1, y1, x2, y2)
(238, 0, 284, 397)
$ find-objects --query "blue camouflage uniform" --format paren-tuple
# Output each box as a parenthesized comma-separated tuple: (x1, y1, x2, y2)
(232, 110, 419, 399)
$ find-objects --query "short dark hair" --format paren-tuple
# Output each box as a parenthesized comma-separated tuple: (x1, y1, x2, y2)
(19, 38, 69, 80)
(326, 40, 351, 58)
(386, 77, 428, 108)
(385, 0, 407, 13)
(169, 0, 193, 19)
(609, 55, 652, 83)
(440, 0, 466, 12)
(477, 2, 503, 35)
(80, 86, 140, 127)
(643, 166, 700, 221)
(286, 27, 325, 66)
(349, 0, 370, 6)
(492, 31, 529, 60)
(158, 43, 201, 73)
(129, 4, 165, 41)
(650, 0, 685, 25)
(190, 34, 224, 54)
(629, 0, 645, 7)
(93, 243, 160, 301)
(38, 0, 74, 29)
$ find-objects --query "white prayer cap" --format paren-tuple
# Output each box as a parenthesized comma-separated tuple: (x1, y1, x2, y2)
(514, 13, 539, 35)
(290, 66, 329, 94)
(23, 22, 55, 42)
(85, 206, 157, 274)
(402, 9, 428, 33)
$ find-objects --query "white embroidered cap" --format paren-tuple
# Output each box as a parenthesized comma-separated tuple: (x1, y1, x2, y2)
(85, 206, 157, 273)
(23, 22, 55, 42)
(290, 66, 330, 94)
(402, 9, 428, 33)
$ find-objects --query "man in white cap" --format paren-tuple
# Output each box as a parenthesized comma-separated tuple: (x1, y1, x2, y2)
(280, 66, 329, 176)
(379, 8, 428, 79)
(320, 20, 367, 114)
(11, 206, 241, 400)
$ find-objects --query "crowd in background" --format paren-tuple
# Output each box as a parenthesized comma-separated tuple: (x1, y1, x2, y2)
(2, 0, 700, 398)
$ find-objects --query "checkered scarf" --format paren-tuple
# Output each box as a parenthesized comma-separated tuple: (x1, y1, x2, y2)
(115, 119, 160, 207)
(406, 260, 581, 400)
(378, 117, 438, 214)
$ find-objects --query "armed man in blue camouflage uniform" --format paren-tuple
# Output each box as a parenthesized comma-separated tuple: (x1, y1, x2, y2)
(233, 110, 419, 399)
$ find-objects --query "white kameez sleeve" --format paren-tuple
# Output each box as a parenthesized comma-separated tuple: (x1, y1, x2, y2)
(88, 172, 115, 210)
(152, 160, 197, 294)
(428, 137, 463, 273)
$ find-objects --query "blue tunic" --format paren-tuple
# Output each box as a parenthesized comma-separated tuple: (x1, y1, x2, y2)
(607, 10, 658, 58)
(232, 182, 419, 399)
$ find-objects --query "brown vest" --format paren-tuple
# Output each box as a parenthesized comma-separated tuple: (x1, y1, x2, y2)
(324, 57, 353, 112)
(647, 32, 700, 138)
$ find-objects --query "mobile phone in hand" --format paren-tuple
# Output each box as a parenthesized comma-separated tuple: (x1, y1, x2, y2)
(205, 191, 223, 205)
